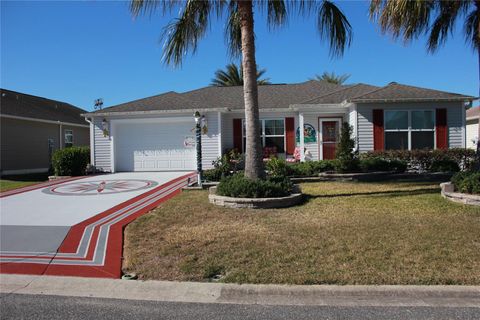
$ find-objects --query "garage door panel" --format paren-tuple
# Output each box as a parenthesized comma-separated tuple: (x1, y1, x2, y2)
(114, 121, 195, 172)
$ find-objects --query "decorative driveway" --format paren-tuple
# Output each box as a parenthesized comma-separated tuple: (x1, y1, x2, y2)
(0, 172, 196, 278)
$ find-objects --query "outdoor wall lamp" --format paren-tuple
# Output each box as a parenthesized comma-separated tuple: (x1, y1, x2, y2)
(102, 118, 109, 137)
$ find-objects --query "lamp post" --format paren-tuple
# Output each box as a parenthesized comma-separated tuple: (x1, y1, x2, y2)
(194, 111, 203, 187)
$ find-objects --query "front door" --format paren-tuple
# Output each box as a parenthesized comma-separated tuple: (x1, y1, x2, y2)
(320, 120, 341, 160)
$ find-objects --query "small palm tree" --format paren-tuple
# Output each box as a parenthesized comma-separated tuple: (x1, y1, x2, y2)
(130, 0, 352, 180)
(369, 0, 480, 167)
(312, 71, 350, 84)
(210, 63, 271, 86)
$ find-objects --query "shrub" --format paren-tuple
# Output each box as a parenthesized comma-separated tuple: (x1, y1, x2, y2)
(266, 157, 288, 177)
(335, 123, 358, 173)
(205, 149, 244, 181)
(216, 174, 293, 198)
(451, 171, 480, 194)
(287, 160, 337, 177)
(429, 159, 460, 173)
(51, 146, 90, 176)
(361, 148, 476, 172)
(358, 158, 407, 173)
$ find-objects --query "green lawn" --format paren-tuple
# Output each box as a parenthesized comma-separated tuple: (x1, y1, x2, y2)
(123, 180, 480, 285)
(0, 173, 48, 192)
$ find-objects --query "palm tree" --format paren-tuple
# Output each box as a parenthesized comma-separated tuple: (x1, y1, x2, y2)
(210, 63, 271, 86)
(312, 71, 350, 84)
(130, 0, 352, 180)
(369, 0, 480, 167)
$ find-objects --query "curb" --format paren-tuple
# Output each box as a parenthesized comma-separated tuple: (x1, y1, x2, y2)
(1, 274, 479, 307)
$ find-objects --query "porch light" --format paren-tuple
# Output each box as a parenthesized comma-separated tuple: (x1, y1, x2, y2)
(102, 118, 109, 137)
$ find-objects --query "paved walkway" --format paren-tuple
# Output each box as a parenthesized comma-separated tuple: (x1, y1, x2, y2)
(0, 172, 196, 278)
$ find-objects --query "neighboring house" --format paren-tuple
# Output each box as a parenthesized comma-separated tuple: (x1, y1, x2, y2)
(83, 81, 475, 173)
(1, 89, 90, 175)
(466, 106, 479, 149)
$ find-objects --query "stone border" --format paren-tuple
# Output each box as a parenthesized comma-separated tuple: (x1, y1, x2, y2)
(208, 186, 303, 209)
(440, 182, 480, 206)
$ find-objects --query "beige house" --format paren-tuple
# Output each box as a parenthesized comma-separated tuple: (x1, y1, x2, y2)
(466, 106, 479, 149)
(1, 89, 90, 175)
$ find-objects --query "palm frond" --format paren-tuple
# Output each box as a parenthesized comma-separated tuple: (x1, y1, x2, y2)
(225, 1, 242, 58)
(464, 7, 480, 51)
(312, 71, 350, 84)
(316, 0, 352, 57)
(427, 1, 464, 52)
(264, 0, 288, 30)
(160, 0, 213, 66)
(210, 63, 270, 86)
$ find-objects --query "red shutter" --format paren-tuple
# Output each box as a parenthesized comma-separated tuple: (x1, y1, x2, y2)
(373, 109, 384, 151)
(233, 118, 243, 152)
(436, 108, 448, 149)
(285, 117, 295, 155)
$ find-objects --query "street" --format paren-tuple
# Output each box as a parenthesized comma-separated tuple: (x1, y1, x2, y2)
(1, 293, 479, 320)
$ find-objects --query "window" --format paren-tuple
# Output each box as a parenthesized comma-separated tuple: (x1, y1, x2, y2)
(242, 119, 285, 153)
(384, 110, 435, 150)
(64, 130, 74, 148)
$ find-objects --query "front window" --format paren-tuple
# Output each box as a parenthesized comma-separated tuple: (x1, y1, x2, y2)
(384, 110, 435, 150)
(64, 129, 74, 148)
(242, 119, 285, 153)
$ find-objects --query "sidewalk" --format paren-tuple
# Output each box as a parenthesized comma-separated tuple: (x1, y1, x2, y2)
(1, 274, 479, 308)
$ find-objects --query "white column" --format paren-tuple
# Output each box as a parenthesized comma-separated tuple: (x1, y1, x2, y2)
(299, 112, 305, 162)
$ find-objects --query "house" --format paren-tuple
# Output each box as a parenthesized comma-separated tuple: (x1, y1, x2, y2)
(83, 81, 475, 173)
(466, 106, 479, 149)
(0, 89, 90, 175)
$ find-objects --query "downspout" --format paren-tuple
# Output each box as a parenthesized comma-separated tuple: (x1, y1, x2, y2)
(58, 121, 63, 149)
(85, 117, 95, 166)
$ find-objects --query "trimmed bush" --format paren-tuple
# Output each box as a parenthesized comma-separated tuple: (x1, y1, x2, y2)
(429, 159, 460, 173)
(360, 148, 476, 172)
(359, 158, 407, 173)
(335, 123, 358, 173)
(51, 146, 90, 176)
(451, 171, 480, 195)
(287, 160, 337, 177)
(216, 174, 294, 198)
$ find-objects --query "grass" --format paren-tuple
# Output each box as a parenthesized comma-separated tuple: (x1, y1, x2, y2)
(123, 180, 480, 285)
(0, 173, 49, 192)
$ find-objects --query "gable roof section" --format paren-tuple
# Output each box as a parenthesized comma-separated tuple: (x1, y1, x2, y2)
(467, 106, 479, 120)
(0, 89, 88, 125)
(98, 91, 200, 113)
(182, 80, 341, 110)
(299, 83, 380, 104)
(350, 82, 475, 103)
(88, 80, 342, 115)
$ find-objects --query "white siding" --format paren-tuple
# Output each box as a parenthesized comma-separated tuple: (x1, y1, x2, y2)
(93, 117, 112, 172)
(357, 101, 465, 152)
(466, 119, 479, 149)
(201, 112, 220, 169)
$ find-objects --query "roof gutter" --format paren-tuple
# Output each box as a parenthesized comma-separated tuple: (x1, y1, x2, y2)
(81, 107, 231, 117)
(349, 97, 477, 103)
(0, 114, 89, 128)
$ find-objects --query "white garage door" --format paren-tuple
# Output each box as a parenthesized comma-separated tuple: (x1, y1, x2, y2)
(114, 119, 196, 172)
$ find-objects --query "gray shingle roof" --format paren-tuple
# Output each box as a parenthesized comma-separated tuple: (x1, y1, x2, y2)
(350, 82, 475, 102)
(0, 89, 88, 125)
(85, 80, 475, 116)
(467, 106, 479, 120)
(299, 83, 379, 104)
(90, 80, 342, 114)
(98, 91, 200, 113)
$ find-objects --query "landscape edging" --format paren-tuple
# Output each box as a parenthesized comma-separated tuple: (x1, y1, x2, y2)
(440, 182, 480, 206)
(208, 186, 303, 209)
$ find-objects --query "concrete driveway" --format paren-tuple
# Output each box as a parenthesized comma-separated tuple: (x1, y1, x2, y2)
(0, 172, 196, 278)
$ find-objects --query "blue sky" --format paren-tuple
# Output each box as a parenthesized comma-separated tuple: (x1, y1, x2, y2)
(1, 1, 478, 112)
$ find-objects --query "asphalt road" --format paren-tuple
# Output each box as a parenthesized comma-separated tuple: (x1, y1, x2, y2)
(1, 293, 479, 320)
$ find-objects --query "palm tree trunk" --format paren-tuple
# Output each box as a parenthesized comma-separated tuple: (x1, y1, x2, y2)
(238, 0, 264, 180)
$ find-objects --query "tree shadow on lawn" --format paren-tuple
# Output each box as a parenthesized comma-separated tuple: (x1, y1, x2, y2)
(303, 187, 439, 201)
